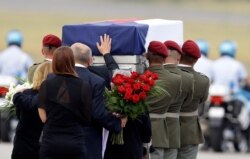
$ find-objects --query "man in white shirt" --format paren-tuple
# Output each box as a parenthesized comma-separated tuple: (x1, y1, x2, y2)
(211, 40, 247, 93)
(194, 39, 213, 80)
(0, 30, 33, 79)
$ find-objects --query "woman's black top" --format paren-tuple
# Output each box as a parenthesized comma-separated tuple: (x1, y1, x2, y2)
(11, 89, 43, 159)
(38, 74, 92, 159)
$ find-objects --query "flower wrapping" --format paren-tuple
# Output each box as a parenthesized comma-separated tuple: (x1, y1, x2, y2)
(0, 82, 32, 116)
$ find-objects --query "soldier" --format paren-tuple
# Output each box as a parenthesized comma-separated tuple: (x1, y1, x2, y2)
(27, 34, 62, 83)
(145, 41, 177, 159)
(177, 40, 210, 159)
(163, 40, 194, 159)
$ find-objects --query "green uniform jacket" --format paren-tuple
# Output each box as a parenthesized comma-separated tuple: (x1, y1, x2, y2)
(163, 64, 182, 148)
(179, 66, 209, 146)
(28, 60, 50, 83)
(164, 64, 194, 148)
(147, 65, 176, 148)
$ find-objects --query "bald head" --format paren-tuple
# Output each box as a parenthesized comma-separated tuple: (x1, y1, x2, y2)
(71, 43, 92, 66)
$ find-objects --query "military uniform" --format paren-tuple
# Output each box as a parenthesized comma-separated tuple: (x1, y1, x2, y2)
(28, 60, 51, 83)
(162, 64, 194, 159)
(147, 65, 172, 148)
(177, 66, 209, 159)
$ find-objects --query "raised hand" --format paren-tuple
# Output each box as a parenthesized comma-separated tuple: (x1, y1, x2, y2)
(96, 34, 112, 55)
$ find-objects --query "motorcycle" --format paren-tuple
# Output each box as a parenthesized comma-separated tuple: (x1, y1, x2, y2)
(0, 75, 18, 142)
(207, 84, 250, 152)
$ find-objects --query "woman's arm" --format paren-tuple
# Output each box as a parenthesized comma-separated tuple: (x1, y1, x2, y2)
(38, 108, 47, 123)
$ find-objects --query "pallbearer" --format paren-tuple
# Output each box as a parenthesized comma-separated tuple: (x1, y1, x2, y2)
(177, 40, 209, 159)
(162, 40, 194, 159)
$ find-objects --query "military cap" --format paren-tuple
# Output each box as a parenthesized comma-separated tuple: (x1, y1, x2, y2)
(182, 40, 201, 59)
(148, 41, 168, 57)
(42, 34, 62, 47)
(164, 40, 182, 54)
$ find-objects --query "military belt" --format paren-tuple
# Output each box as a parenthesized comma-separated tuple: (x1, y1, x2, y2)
(150, 112, 179, 118)
(180, 110, 198, 117)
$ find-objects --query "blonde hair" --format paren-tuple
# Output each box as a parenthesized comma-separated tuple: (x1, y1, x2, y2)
(32, 62, 52, 90)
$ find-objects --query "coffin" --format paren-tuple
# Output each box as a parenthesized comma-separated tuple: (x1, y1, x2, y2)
(62, 19, 183, 72)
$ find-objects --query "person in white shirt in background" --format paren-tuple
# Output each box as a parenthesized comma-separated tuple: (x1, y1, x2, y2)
(211, 40, 247, 93)
(0, 30, 33, 80)
(211, 40, 250, 151)
(194, 39, 213, 80)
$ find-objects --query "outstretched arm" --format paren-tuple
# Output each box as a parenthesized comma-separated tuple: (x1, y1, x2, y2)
(96, 34, 119, 71)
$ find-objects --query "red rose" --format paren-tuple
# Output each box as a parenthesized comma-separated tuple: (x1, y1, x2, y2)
(131, 71, 139, 79)
(115, 74, 124, 79)
(142, 84, 151, 92)
(128, 78, 135, 84)
(118, 86, 126, 94)
(139, 91, 147, 100)
(144, 77, 150, 84)
(125, 87, 133, 94)
(132, 94, 140, 103)
(133, 82, 141, 91)
(139, 75, 147, 82)
(124, 83, 132, 89)
(144, 70, 153, 78)
(0, 87, 8, 96)
(123, 76, 130, 82)
(151, 73, 159, 80)
(124, 92, 132, 100)
(148, 80, 155, 86)
(112, 76, 124, 85)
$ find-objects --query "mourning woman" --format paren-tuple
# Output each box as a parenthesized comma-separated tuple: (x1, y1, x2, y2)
(11, 62, 52, 159)
(38, 46, 92, 159)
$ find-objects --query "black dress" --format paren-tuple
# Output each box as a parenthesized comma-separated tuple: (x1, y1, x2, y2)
(38, 74, 92, 159)
(104, 113, 152, 159)
(11, 89, 43, 159)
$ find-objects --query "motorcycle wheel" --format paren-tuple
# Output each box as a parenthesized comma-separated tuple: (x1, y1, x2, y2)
(210, 128, 224, 152)
(234, 132, 248, 152)
(1, 118, 11, 142)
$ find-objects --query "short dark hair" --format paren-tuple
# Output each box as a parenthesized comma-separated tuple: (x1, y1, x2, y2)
(180, 54, 197, 65)
(52, 46, 77, 77)
(146, 51, 165, 64)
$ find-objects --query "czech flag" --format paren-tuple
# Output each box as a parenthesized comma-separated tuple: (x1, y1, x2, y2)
(62, 19, 183, 56)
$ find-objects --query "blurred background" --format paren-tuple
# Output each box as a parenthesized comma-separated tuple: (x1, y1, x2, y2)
(0, 0, 250, 158)
(0, 0, 250, 71)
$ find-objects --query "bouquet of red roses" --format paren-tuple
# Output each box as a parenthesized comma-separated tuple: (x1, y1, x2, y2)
(105, 70, 164, 144)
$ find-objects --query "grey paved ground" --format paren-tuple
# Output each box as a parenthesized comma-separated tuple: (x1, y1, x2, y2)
(0, 142, 250, 159)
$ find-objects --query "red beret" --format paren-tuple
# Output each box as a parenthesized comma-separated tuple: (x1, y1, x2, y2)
(148, 41, 168, 57)
(42, 34, 62, 47)
(164, 40, 182, 54)
(182, 40, 201, 59)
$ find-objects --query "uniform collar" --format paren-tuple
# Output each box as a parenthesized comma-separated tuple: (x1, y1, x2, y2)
(75, 63, 87, 68)
(178, 64, 192, 67)
(45, 58, 52, 62)
(148, 65, 165, 71)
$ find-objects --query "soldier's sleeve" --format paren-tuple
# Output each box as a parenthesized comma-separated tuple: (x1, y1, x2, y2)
(28, 64, 39, 84)
(200, 75, 210, 103)
(183, 73, 194, 105)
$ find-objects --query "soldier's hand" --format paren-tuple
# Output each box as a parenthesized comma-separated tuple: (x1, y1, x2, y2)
(96, 34, 112, 55)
